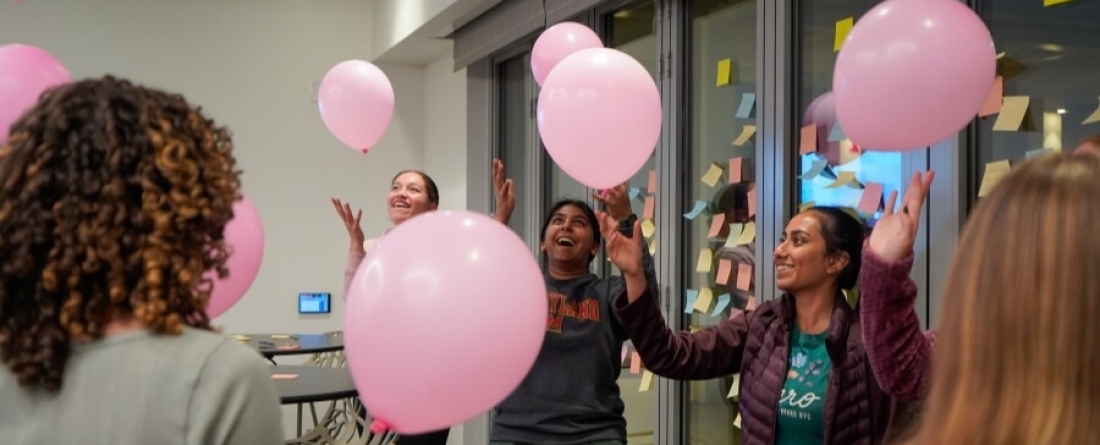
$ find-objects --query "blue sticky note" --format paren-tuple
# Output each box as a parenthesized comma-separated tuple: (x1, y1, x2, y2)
(735, 93, 756, 119)
(684, 289, 699, 314)
(711, 293, 731, 316)
(827, 121, 846, 142)
(1026, 148, 1053, 159)
(629, 186, 642, 201)
(683, 200, 708, 220)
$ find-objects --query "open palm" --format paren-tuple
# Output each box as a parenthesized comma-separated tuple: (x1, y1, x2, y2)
(869, 171, 935, 261)
(597, 210, 643, 275)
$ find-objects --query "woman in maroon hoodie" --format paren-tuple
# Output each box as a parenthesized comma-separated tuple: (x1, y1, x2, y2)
(614, 172, 933, 445)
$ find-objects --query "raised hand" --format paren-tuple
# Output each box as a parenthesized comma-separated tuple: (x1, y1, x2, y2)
(331, 198, 366, 253)
(869, 171, 935, 261)
(592, 183, 633, 221)
(492, 159, 515, 225)
(596, 210, 643, 276)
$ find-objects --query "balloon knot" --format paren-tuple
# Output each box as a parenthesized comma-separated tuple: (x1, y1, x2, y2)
(369, 419, 389, 434)
(361, 148, 370, 154)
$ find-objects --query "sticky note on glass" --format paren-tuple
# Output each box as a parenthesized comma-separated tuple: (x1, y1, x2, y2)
(799, 200, 816, 212)
(857, 182, 884, 213)
(629, 186, 642, 201)
(747, 186, 757, 217)
(800, 124, 818, 154)
(728, 157, 743, 183)
(630, 351, 642, 374)
(826, 171, 857, 188)
(735, 221, 756, 246)
(727, 374, 740, 398)
(993, 96, 1030, 131)
(736, 263, 752, 291)
(716, 58, 732, 87)
(711, 293, 731, 316)
(648, 238, 657, 255)
(647, 170, 657, 192)
(271, 373, 300, 380)
(735, 93, 756, 119)
(708, 213, 727, 239)
(827, 121, 846, 142)
(641, 219, 656, 238)
(1026, 148, 1053, 159)
(746, 295, 757, 311)
(639, 370, 655, 392)
(234, 335, 251, 341)
(732, 124, 757, 146)
(724, 223, 744, 248)
(978, 76, 1003, 117)
(643, 196, 655, 219)
(1083, 96, 1100, 125)
(701, 163, 723, 187)
(696, 248, 714, 273)
(683, 289, 699, 314)
(799, 158, 830, 180)
(1044, 0, 1073, 6)
(621, 345, 628, 364)
(733, 412, 742, 429)
(683, 200, 707, 220)
(834, 17, 854, 51)
(978, 160, 1012, 197)
(693, 287, 714, 312)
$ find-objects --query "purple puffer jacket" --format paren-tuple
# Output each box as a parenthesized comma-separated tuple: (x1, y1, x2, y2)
(615, 281, 919, 444)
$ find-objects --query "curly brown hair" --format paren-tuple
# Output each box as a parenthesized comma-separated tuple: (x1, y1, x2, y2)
(0, 76, 242, 390)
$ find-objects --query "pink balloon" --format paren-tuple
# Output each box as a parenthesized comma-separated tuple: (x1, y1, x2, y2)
(345, 211, 545, 434)
(537, 48, 661, 190)
(531, 22, 604, 86)
(0, 44, 71, 144)
(318, 60, 395, 153)
(206, 196, 265, 319)
(833, 0, 996, 151)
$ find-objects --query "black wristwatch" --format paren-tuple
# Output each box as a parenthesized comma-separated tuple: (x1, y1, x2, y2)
(619, 214, 638, 236)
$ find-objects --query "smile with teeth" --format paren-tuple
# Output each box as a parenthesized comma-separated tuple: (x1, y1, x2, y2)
(392, 201, 411, 209)
(776, 264, 793, 273)
(555, 236, 576, 247)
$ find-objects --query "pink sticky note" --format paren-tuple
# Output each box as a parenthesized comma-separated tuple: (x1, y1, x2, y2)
(630, 351, 642, 374)
(271, 373, 300, 380)
(978, 76, 1004, 117)
(745, 295, 757, 311)
(728, 307, 744, 320)
(647, 171, 657, 193)
(708, 213, 727, 238)
(747, 185, 757, 217)
(643, 196, 655, 219)
(728, 157, 743, 184)
(736, 263, 752, 291)
(621, 345, 628, 364)
(799, 124, 817, 154)
(716, 259, 733, 286)
(857, 182, 884, 213)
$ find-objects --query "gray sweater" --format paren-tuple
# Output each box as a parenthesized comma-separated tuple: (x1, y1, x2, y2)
(0, 327, 284, 445)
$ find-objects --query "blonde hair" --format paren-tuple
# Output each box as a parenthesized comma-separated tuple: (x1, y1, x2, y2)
(906, 153, 1100, 444)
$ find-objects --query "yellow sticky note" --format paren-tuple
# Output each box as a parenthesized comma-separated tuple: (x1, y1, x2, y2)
(733, 412, 742, 429)
(271, 334, 291, 339)
(639, 370, 655, 392)
(693, 287, 714, 313)
(701, 163, 723, 187)
(689, 325, 701, 333)
(825, 171, 857, 189)
(799, 200, 816, 212)
(1082, 96, 1100, 125)
(696, 248, 714, 273)
(648, 238, 657, 255)
(724, 223, 744, 248)
(641, 219, 656, 238)
(732, 125, 757, 146)
(716, 58, 732, 87)
(735, 222, 756, 246)
(727, 374, 740, 398)
(978, 160, 1012, 197)
(993, 96, 1030, 131)
(233, 335, 251, 341)
(1044, 0, 1072, 6)
(834, 17, 854, 52)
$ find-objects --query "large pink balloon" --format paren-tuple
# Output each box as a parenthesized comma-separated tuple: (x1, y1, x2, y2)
(345, 210, 545, 434)
(0, 44, 71, 144)
(318, 60, 395, 153)
(833, 0, 996, 151)
(206, 196, 265, 319)
(531, 22, 604, 86)
(537, 48, 661, 189)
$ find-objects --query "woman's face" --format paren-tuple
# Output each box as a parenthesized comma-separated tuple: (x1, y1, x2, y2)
(387, 172, 436, 224)
(773, 212, 843, 293)
(541, 204, 598, 268)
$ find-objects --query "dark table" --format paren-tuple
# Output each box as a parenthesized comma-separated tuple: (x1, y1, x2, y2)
(269, 365, 358, 404)
(233, 333, 344, 359)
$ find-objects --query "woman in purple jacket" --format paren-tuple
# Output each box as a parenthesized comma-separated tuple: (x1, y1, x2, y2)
(614, 172, 934, 445)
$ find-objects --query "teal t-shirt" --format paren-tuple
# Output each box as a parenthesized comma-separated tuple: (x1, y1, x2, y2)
(775, 326, 831, 445)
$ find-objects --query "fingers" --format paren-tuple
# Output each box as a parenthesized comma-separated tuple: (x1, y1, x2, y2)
(595, 210, 618, 240)
(343, 203, 357, 225)
(492, 159, 505, 189)
(504, 179, 514, 200)
(906, 170, 935, 222)
(631, 219, 643, 244)
(883, 190, 899, 216)
(355, 209, 362, 226)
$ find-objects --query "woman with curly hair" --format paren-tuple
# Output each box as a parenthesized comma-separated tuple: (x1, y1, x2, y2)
(0, 76, 283, 445)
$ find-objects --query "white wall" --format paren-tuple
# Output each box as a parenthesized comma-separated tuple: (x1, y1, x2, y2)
(2, 0, 469, 442)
